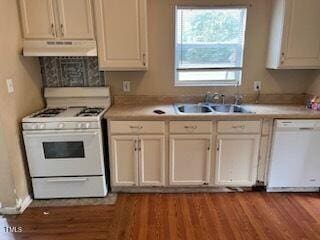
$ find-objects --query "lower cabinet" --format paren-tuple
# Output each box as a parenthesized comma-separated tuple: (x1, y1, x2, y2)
(169, 135, 212, 186)
(215, 134, 260, 186)
(109, 120, 262, 189)
(139, 135, 165, 186)
(111, 135, 138, 186)
(111, 135, 165, 186)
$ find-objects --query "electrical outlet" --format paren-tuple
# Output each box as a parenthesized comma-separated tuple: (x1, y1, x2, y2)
(123, 81, 131, 92)
(254, 81, 262, 92)
(6, 79, 14, 93)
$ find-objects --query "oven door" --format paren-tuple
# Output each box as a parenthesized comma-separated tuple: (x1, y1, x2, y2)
(23, 129, 105, 177)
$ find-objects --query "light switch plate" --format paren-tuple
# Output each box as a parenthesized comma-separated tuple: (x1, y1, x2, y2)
(6, 79, 14, 93)
(123, 81, 131, 92)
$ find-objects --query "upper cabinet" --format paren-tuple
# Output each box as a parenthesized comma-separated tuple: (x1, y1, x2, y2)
(93, 0, 148, 71)
(19, 0, 95, 40)
(266, 0, 320, 69)
(56, 0, 94, 39)
(19, 0, 56, 39)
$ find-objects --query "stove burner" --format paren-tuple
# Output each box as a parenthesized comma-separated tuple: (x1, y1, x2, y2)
(32, 108, 66, 118)
(76, 107, 105, 117)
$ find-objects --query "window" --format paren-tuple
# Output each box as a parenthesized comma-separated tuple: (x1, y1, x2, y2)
(175, 6, 247, 86)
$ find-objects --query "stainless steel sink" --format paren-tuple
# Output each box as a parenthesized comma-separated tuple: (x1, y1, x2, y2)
(210, 104, 253, 113)
(174, 103, 254, 114)
(174, 104, 213, 114)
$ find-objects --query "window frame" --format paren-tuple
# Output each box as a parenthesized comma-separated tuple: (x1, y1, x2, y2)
(174, 5, 248, 87)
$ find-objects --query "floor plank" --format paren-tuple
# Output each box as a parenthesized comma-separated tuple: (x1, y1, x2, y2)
(0, 192, 319, 240)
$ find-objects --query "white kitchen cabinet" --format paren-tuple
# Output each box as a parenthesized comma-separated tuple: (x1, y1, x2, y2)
(267, 0, 320, 69)
(169, 135, 211, 186)
(111, 135, 138, 186)
(94, 0, 148, 71)
(215, 135, 260, 186)
(19, 0, 56, 39)
(110, 134, 165, 187)
(139, 135, 165, 186)
(56, 0, 94, 39)
(19, 0, 94, 40)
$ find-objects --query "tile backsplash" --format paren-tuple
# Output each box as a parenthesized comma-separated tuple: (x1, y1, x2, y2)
(39, 57, 105, 87)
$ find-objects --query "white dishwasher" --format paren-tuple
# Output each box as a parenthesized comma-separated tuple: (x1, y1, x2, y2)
(267, 120, 320, 192)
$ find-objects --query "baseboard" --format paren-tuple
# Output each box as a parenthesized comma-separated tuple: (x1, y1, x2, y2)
(0, 195, 32, 215)
(112, 186, 254, 193)
(267, 187, 320, 192)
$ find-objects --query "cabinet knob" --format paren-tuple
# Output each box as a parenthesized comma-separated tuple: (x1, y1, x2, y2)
(232, 125, 245, 130)
(134, 139, 138, 151)
(60, 24, 64, 37)
(130, 126, 143, 129)
(184, 125, 197, 129)
(51, 23, 56, 37)
(142, 53, 146, 66)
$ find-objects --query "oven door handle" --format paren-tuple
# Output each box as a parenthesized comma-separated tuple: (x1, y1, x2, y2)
(24, 132, 98, 137)
(46, 178, 89, 183)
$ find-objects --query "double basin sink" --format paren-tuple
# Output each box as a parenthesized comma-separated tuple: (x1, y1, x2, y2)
(174, 103, 254, 114)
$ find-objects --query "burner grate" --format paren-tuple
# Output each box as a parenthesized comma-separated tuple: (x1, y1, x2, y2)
(33, 108, 66, 118)
(76, 107, 105, 117)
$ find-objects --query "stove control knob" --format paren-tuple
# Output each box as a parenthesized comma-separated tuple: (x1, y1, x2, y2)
(39, 124, 45, 129)
(85, 123, 90, 129)
(32, 124, 38, 130)
(77, 123, 83, 128)
(58, 123, 64, 129)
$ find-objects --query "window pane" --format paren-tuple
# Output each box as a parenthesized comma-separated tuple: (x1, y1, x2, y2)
(176, 7, 247, 69)
(177, 70, 242, 86)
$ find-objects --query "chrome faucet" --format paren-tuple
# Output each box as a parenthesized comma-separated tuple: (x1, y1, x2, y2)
(234, 82, 243, 105)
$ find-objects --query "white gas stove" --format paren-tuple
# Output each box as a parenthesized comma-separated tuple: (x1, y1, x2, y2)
(22, 87, 111, 199)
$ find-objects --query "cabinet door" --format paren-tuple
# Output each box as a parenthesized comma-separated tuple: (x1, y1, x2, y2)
(169, 135, 211, 186)
(282, 0, 320, 68)
(215, 135, 260, 186)
(57, 0, 94, 39)
(19, 0, 56, 39)
(94, 0, 148, 71)
(111, 136, 138, 186)
(139, 135, 165, 186)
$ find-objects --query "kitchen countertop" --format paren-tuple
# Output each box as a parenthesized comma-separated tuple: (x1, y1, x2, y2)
(105, 103, 320, 120)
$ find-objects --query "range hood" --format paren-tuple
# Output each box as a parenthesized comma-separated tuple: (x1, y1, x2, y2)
(23, 40, 97, 57)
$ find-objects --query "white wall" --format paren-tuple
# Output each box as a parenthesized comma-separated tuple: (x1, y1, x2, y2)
(107, 0, 316, 96)
(0, 121, 16, 207)
(0, 0, 44, 209)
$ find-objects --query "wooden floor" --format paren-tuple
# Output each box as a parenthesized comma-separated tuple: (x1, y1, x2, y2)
(1, 192, 320, 240)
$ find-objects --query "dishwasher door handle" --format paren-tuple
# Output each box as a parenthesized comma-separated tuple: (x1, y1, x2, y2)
(298, 128, 314, 131)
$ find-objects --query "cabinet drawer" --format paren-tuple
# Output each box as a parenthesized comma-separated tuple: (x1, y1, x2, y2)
(110, 121, 165, 134)
(218, 121, 261, 134)
(32, 176, 107, 199)
(170, 121, 212, 134)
